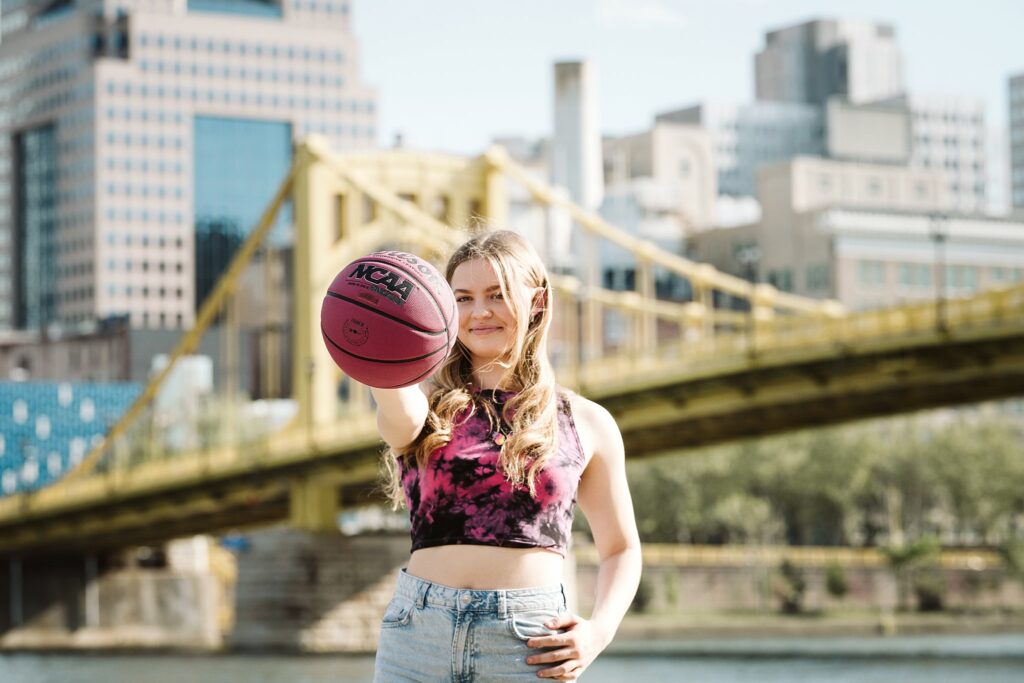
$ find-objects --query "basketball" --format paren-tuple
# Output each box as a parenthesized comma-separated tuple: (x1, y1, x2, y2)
(320, 250, 458, 388)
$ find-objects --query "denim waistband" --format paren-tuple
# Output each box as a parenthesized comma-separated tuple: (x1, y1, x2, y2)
(395, 568, 566, 616)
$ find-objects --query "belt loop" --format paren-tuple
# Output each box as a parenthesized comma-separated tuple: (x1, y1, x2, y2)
(498, 590, 507, 619)
(416, 581, 429, 609)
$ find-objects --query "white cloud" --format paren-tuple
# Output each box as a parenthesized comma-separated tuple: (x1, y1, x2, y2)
(597, 0, 687, 28)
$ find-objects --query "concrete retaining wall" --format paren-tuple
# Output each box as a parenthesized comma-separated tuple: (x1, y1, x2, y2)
(0, 555, 219, 650)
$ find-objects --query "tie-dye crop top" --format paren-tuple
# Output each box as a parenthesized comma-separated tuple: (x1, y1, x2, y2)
(397, 388, 588, 558)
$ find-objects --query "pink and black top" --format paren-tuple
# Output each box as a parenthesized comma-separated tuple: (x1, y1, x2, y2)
(398, 388, 588, 558)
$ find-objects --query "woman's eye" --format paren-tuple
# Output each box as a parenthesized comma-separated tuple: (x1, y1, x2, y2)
(490, 293, 504, 300)
(456, 296, 470, 303)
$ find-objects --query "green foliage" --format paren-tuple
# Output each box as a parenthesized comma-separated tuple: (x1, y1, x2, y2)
(882, 536, 941, 570)
(664, 572, 680, 608)
(773, 559, 807, 614)
(883, 536, 943, 612)
(999, 539, 1024, 581)
(912, 569, 947, 612)
(626, 413, 1024, 550)
(825, 562, 849, 599)
(631, 575, 654, 613)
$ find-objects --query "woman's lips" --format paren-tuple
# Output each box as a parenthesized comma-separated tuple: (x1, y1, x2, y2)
(470, 326, 502, 335)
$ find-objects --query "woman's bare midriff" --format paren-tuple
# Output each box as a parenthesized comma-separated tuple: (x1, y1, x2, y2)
(405, 545, 566, 589)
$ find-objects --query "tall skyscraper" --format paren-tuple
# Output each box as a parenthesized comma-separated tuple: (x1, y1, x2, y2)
(755, 19, 904, 107)
(1011, 72, 1024, 211)
(0, 0, 377, 332)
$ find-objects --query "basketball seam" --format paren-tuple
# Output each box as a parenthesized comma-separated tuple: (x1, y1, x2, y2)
(357, 253, 452, 344)
(378, 346, 450, 389)
(324, 290, 446, 336)
(321, 323, 448, 364)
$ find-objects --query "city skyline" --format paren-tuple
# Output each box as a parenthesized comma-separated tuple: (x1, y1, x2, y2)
(356, 0, 1023, 155)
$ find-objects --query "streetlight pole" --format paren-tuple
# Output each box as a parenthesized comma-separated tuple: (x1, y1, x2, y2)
(929, 213, 948, 333)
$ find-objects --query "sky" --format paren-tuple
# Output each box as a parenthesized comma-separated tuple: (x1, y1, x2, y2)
(354, 0, 1024, 156)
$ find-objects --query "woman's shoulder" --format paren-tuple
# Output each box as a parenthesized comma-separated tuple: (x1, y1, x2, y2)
(558, 387, 620, 460)
(558, 386, 612, 422)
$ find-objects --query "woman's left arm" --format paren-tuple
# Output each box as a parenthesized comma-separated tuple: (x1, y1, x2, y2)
(525, 401, 642, 679)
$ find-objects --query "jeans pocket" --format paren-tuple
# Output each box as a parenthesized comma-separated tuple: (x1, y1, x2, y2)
(380, 596, 414, 629)
(507, 607, 562, 642)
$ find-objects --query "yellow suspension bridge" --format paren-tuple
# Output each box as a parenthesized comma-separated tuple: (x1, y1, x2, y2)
(2, 138, 1023, 554)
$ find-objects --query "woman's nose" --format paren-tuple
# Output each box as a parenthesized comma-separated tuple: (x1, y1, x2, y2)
(471, 302, 493, 319)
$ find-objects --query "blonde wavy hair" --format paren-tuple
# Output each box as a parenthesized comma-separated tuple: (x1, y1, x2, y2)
(380, 230, 559, 508)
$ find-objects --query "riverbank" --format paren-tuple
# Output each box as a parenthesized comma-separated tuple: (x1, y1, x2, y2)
(614, 609, 1024, 644)
(4, 634, 1024, 683)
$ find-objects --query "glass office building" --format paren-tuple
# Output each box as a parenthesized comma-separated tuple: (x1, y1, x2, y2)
(193, 116, 292, 307)
(0, 0, 377, 331)
(13, 125, 59, 329)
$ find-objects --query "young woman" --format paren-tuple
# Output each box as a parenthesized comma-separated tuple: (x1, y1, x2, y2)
(370, 230, 642, 681)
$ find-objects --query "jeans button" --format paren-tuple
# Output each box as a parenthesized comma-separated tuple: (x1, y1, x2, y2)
(461, 594, 470, 604)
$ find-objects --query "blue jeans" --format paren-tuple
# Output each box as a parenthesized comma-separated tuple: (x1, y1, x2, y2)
(373, 568, 570, 682)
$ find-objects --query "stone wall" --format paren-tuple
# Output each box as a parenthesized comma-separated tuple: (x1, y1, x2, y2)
(229, 526, 410, 652)
(228, 526, 582, 652)
(0, 554, 219, 649)
(574, 544, 1024, 615)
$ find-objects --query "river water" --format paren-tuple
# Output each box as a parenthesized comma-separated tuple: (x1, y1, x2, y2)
(2, 633, 1022, 682)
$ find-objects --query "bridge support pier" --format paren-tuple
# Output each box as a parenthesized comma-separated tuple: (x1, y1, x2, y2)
(8, 557, 21, 628)
(84, 554, 99, 629)
(289, 477, 342, 534)
(0, 550, 220, 649)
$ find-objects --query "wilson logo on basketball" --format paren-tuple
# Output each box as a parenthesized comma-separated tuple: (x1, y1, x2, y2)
(348, 263, 414, 302)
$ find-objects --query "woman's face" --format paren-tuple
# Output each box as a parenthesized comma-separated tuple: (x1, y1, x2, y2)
(449, 258, 519, 364)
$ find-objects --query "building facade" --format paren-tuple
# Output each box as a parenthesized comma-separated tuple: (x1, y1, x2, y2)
(755, 19, 904, 107)
(602, 121, 717, 234)
(0, 0, 377, 333)
(664, 19, 990, 219)
(1011, 72, 1024, 211)
(656, 101, 824, 199)
(689, 156, 1024, 312)
(877, 93, 988, 215)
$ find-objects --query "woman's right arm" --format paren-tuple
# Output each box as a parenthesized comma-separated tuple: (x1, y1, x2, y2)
(370, 385, 430, 450)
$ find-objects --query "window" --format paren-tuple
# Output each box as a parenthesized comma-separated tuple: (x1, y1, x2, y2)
(946, 265, 978, 291)
(916, 264, 931, 287)
(768, 269, 794, 292)
(858, 260, 885, 286)
(805, 264, 830, 291)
